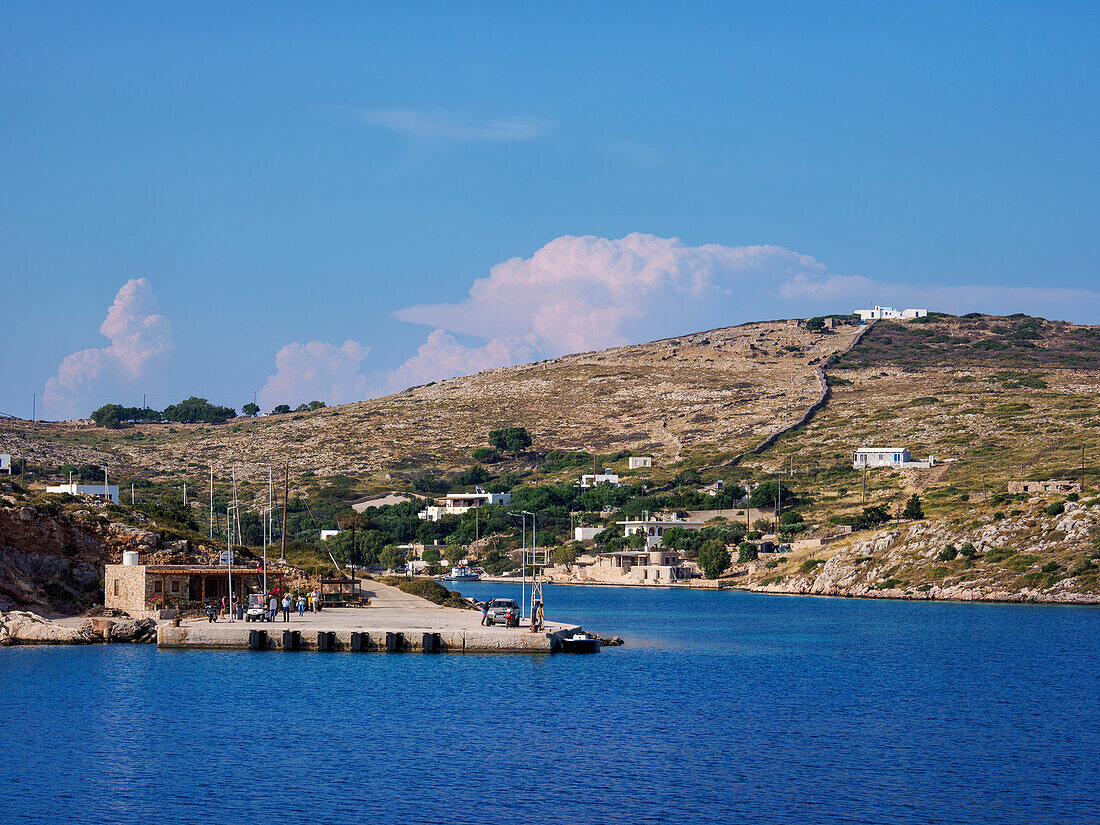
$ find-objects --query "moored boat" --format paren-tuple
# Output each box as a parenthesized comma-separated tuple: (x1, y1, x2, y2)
(560, 631, 601, 653)
(442, 565, 481, 582)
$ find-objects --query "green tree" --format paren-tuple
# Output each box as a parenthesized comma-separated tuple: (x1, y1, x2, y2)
(162, 397, 236, 424)
(553, 543, 578, 565)
(271, 404, 291, 414)
(380, 544, 406, 571)
(748, 480, 797, 510)
(91, 404, 127, 428)
(624, 531, 647, 549)
(443, 543, 466, 566)
(422, 545, 442, 575)
(242, 402, 260, 417)
(472, 446, 502, 463)
(738, 542, 759, 563)
(295, 403, 310, 412)
(309, 400, 327, 410)
(902, 494, 924, 520)
(806, 316, 826, 331)
(697, 539, 731, 579)
(488, 427, 532, 454)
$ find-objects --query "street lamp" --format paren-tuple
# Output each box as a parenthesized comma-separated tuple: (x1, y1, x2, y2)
(510, 510, 534, 623)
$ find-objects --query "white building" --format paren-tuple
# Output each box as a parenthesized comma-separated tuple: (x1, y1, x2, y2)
(628, 456, 652, 470)
(594, 548, 695, 583)
(853, 447, 935, 469)
(45, 483, 120, 504)
(320, 529, 341, 541)
(618, 516, 705, 549)
(854, 306, 928, 321)
(574, 526, 604, 542)
(418, 488, 511, 521)
(0, 454, 10, 474)
(580, 470, 620, 489)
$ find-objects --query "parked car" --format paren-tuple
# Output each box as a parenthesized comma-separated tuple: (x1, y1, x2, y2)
(484, 598, 520, 627)
(244, 594, 269, 622)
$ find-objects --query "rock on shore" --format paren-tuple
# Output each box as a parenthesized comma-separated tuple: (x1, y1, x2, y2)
(0, 611, 157, 645)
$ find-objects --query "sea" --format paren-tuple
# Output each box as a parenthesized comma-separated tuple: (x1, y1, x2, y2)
(1, 583, 1097, 825)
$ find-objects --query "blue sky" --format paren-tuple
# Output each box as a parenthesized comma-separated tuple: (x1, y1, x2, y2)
(2, 2, 1098, 419)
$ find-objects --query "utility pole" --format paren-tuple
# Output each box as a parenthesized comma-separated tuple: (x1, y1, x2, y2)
(183, 482, 186, 506)
(1082, 443, 1087, 492)
(862, 464, 867, 506)
(209, 465, 214, 540)
(281, 459, 289, 562)
(776, 473, 782, 533)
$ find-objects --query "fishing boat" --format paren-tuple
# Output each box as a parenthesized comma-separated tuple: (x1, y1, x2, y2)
(559, 631, 601, 654)
(442, 565, 481, 582)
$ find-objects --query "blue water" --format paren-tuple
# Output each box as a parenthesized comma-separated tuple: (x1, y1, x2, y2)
(1, 584, 1098, 825)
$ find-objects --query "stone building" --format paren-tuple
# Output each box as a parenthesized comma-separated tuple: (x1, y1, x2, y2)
(104, 561, 267, 618)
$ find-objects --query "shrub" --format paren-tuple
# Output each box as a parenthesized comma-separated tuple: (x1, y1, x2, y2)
(737, 542, 758, 563)
(799, 559, 825, 574)
(1066, 492, 1080, 502)
(1044, 501, 1065, 516)
(472, 447, 502, 463)
(959, 543, 978, 559)
(487, 427, 532, 454)
(937, 545, 957, 562)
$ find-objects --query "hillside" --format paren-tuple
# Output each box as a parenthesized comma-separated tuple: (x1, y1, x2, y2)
(2, 320, 864, 489)
(2, 312, 1099, 607)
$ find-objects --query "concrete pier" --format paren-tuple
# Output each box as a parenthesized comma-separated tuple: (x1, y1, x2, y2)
(157, 578, 582, 653)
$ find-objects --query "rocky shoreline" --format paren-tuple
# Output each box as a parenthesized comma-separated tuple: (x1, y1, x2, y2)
(0, 611, 157, 645)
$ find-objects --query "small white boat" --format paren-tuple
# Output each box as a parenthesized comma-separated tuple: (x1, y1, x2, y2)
(442, 565, 481, 582)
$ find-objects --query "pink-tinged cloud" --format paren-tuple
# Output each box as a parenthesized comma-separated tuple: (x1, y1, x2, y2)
(258, 340, 371, 410)
(42, 278, 172, 419)
(373, 329, 534, 395)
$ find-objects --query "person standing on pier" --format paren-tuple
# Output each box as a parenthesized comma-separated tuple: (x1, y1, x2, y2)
(297, 594, 306, 617)
(269, 595, 278, 622)
(281, 594, 290, 621)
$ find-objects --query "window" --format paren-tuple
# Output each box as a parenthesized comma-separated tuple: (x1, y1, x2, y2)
(171, 580, 180, 593)
(154, 580, 162, 594)
(113, 581, 119, 596)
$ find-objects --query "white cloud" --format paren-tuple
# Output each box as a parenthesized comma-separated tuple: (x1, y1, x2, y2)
(359, 107, 552, 141)
(394, 233, 832, 355)
(42, 278, 172, 419)
(373, 329, 534, 395)
(258, 340, 371, 410)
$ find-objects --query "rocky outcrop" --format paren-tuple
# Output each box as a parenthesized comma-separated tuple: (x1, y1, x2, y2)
(0, 611, 157, 645)
(741, 501, 1100, 604)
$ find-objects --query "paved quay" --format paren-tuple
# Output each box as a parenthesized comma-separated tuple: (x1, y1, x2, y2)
(157, 579, 581, 653)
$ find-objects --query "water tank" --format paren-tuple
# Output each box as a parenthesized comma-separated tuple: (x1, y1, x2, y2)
(122, 551, 140, 566)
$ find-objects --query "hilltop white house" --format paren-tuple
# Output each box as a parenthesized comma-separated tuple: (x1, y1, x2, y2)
(853, 447, 935, 469)
(855, 306, 928, 321)
(628, 456, 652, 469)
(0, 454, 10, 474)
(418, 488, 511, 522)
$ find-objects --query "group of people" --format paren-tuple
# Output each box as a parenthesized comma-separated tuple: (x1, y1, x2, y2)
(206, 589, 326, 622)
(267, 590, 324, 621)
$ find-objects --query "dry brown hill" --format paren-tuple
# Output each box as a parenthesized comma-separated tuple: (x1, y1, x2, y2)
(2, 320, 864, 486)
